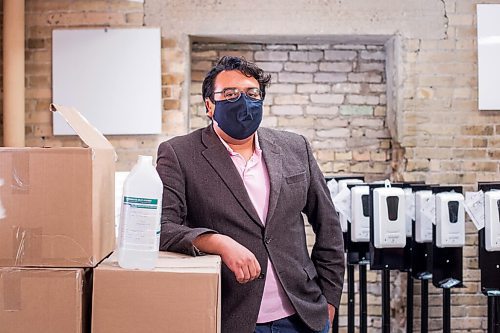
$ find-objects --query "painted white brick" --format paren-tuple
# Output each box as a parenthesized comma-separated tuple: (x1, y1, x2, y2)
(368, 84, 386, 93)
(360, 50, 385, 61)
(267, 83, 296, 94)
(271, 105, 303, 115)
(297, 44, 329, 50)
(255, 51, 288, 61)
(333, 44, 366, 50)
(256, 61, 284, 72)
(347, 95, 379, 105)
(319, 62, 353, 72)
(289, 51, 323, 62)
(305, 105, 339, 115)
(310, 94, 344, 104)
(274, 94, 310, 105)
(284, 62, 318, 72)
(297, 84, 331, 93)
(312, 139, 348, 149)
(332, 83, 362, 94)
(348, 73, 382, 83)
(350, 118, 385, 128)
(324, 50, 357, 61)
(317, 128, 350, 138)
(266, 44, 297, 50)
(314, 73, 347, 83)
(279, 72, 313, 83)
(358, 62, 385, 72)
(314, 117, 349, 128)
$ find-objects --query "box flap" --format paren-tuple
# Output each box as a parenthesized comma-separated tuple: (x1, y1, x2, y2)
(50, 104, 114, 150)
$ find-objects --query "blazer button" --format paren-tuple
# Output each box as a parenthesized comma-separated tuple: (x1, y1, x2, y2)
(264, 237, 271, 244)
(258, 273, 265, 279)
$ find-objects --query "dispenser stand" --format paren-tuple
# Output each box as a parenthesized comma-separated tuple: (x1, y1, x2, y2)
(410, 184, 434, 333)
(431, 186, 464, 333)
(478, 183, 500, 333)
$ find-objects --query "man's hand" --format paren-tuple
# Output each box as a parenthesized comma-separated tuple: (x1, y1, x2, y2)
(328, 303, 336, 323)
(193, 234, 261, 284)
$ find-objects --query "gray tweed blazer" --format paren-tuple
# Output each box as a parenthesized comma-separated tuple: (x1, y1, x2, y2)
(156, 125, 345, 333)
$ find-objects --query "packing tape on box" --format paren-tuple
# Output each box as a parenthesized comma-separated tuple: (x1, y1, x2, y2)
(9, 226, 92, 267)
(1, 269, 22, 311)
(11, 152, 30, 194)
(13, 227, 42, 266)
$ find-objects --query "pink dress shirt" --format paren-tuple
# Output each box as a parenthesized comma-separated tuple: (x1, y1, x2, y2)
(218, 132, 296, 323)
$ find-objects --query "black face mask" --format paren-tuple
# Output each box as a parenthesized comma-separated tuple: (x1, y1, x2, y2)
(213, 94, 263, 140)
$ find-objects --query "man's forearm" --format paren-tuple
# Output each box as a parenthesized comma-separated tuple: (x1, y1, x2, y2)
(194, 233, 262, 284)
(193, 233, 228, 255)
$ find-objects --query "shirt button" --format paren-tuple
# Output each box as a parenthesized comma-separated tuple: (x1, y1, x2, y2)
(258, 273, 265, 279)
(264, 237, 271, 244)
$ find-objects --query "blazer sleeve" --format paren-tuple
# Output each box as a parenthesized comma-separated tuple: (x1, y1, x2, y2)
(156, 140, 217, 256)
(301, 135, 345, 309)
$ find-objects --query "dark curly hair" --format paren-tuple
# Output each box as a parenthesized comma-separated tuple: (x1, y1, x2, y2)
(202, 56, 271, 111)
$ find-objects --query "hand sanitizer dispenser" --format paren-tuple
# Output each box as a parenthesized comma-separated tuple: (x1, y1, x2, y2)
(337, 179, 364, 232)
(415, 190, 434, 243)
(404, 187, 414, 237)
(485, 191, 500, 252)
(373, 185, 406, 248)
(351, 186, 370, 242)
(436, 192, 465, 248)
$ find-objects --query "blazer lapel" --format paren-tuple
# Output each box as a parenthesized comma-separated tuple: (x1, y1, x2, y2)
(201, 126, 263, 229)
(258, 129, 283, 228)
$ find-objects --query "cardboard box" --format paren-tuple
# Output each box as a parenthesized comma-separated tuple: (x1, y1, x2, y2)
(0, 104, 115, 267)
(92, 252, 221, 333)
(0, 267, 91, 333)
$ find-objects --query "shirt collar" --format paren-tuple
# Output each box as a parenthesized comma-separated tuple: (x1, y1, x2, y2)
(216, 131, 261, 156)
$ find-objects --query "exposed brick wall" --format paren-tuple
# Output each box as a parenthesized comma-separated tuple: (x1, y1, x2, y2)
(190, 43, 396, 331)
(152, 1, 499, 332)
(0, 0, 497, 332)
(190, 43, 392, 182)
(21, 0, 170, 171)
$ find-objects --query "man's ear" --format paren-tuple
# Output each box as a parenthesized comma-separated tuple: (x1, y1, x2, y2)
(205, 98, 215, 118)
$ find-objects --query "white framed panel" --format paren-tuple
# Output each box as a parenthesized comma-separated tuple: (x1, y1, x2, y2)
(52, 28, 162, 135)
(477, 4, 500, 110)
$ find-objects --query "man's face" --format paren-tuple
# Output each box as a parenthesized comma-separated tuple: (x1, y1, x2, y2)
(205, 70, 260, 115)
(205, 70, 261, 143)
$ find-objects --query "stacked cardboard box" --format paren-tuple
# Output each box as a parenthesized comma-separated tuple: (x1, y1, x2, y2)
(92, 252, 221, 333)
(1, 105, 222, 332)
(0, 105, 116, 333)
(0, 268, 92, 332)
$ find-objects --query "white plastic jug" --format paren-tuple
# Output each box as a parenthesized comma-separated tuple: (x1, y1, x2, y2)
(117, 155, 163, 270)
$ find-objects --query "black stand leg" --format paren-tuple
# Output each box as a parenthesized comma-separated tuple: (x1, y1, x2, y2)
(407, 272, 413, 333)
(359, 264, 367, 333)
(421, 279, 428, 333)
(332, 309, 339, 333)
(347, 264, 355, 333)
(382, 269, 391, 333)
(488, 296, 500, 333)
(443, 289, 451, 333)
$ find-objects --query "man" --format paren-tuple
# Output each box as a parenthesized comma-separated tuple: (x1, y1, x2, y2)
(156, 56, 344, 333)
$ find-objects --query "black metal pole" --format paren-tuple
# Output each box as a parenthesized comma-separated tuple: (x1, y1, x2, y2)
(407, 272, 413, 333)
(489, 296, 494, 333)
(332, 307, 339, 333)
(495, 296, 500, 333)
(359, 264, 367, 333)
(443, 289, 451, 333)
(421, 279, 428, 333)
(347, 264, 355, 333)
(382, 268, 391, 333)
(488, 296, 500, 333)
